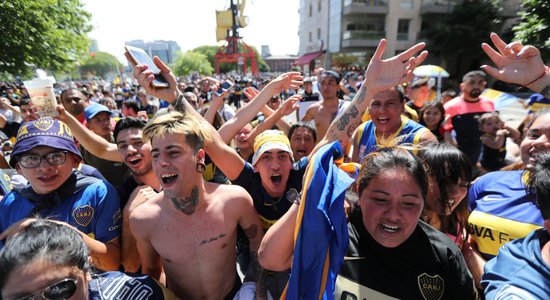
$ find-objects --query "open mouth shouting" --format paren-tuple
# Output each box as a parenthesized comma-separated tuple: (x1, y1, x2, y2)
(161, 173, 178, 185)
(377, 117, 390, 125)
(126, 155, 143, 167)
(271, 173, 282, 184)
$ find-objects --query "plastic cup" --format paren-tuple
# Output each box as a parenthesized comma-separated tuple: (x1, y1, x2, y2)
(23, 79, 58, 118)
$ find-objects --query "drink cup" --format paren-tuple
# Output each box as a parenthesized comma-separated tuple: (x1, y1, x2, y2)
(23, 79, 58, 118)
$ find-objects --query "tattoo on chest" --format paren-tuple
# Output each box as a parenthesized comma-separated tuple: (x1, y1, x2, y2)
(170, 186, 199, 215)
(199, 232, 226, 246)
(331, 111, 337, 122)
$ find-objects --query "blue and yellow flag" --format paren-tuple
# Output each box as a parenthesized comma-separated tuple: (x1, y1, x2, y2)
(284, 141, 355, 300)
(481, 88, 522, 110)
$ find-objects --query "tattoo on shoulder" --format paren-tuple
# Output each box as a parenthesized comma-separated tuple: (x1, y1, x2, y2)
(541, 85, 550, 98)
(171, 186, 199, 215)
(336, 105, 359, 131)
(199, 232, 226, 246)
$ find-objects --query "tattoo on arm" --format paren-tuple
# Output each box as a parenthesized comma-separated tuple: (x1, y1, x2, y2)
(173, 94, 188, 114)
(336, 105, 359, 131)
(354, 85, 367, 104)
(170, 186, 199, 215)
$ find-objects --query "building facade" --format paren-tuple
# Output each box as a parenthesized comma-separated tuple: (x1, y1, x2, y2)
(125, 40, 181, 65)
(298, 0, 522, 75)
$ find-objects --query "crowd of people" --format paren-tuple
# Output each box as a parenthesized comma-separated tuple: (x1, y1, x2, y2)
(0, 33, 549, 300)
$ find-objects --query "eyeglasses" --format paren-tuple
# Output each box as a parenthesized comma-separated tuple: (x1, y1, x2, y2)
(15, 278, 78, 300)
(17, 151, 68, 168)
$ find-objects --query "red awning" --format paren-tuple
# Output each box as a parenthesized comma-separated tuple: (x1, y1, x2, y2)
(293, 51, 323, 65)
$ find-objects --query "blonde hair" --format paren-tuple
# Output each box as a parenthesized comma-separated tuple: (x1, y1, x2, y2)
(142, 111, 211, 153)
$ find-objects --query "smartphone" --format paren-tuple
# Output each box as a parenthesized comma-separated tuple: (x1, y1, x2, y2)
(214, 80, 234, 96)
(124, 45, 170, 88)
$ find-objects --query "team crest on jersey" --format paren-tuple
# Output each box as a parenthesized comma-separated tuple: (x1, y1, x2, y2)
(417, 273, 444, 300)
(73, 205, 94, 226)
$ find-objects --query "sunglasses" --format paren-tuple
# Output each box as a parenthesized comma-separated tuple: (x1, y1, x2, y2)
(15, 278, 78, 300)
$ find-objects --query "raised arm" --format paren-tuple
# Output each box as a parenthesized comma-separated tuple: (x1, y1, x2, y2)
(481, 33, 550, 97)
(310, 39, 428, 158)
(248, 95, 300, 142)
(55, 105, 122, 162)
(218, 73, 303, 144)
(130, 56, 246, 180)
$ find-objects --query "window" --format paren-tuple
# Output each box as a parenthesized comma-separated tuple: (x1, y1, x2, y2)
(317, 28, 321, 39)
(397, 19, 410, 40)
(309, 3, 312, 17)
(318, 0, 322, 12)
(400, 0, 413, 8)
(309, 32, 312, 42)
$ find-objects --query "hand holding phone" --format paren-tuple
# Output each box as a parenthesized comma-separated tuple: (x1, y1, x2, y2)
(214, 80, 234, 97)
(125, 45, 170, 88)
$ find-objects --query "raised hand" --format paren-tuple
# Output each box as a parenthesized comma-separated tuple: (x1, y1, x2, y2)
(481, 33, 546, 86)
(364, 39, 428, 95)
(243, 86, 260, 102)
(278, 95, 301, 116)
(268, 72, 303, 94)
(125, 53, 179, 103)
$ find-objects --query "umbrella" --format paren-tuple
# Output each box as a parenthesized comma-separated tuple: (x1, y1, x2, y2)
(413, 65, 450, 101)
(413, 65, 450, 77)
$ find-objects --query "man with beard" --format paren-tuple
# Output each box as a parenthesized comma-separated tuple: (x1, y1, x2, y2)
(443, 71, 495, 165)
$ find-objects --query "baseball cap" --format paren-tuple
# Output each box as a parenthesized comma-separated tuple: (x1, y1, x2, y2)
(84, 103, 112, 120)
(9, 117, 82, 167)
(251, 130, 294, 166)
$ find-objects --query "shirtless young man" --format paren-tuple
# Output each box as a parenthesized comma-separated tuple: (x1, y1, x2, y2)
(129, 111, 265, 299)
(301, 70, 349, 140)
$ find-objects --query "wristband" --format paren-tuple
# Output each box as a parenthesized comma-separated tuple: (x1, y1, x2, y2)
(524, 66, 549, 87)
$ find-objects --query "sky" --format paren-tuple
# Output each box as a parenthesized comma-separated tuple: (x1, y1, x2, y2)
(83, 0, 300, 64)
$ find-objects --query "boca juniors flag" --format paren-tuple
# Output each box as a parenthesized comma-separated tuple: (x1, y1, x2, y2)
(283, 141, 355, 300)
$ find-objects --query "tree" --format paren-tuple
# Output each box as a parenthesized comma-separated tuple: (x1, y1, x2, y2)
(172, 51, 214, 76)
(0, 0, 92, 76)
(426, 0, 501, 69)
(80, 52, 122, 79)
(513, 0, 550, 61)
(192, 44, 269, 74)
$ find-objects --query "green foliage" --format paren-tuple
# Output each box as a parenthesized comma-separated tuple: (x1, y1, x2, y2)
(426, 0, 501, 58)
(513, 0, 550, 61)
(191, 44, 269, 74)
(173, 51, 214, 76)
(80, 52, 122, 79)
(332, 53, 359, 68)
(0, 0, 92, 76)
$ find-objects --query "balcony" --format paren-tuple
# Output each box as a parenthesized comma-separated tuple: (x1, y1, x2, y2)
(343, 0, 389, 16)
(342, 30, 386, 48)
(420, 0, 460, 14)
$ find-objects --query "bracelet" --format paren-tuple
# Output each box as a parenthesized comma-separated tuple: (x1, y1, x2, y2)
(524, 66, 549, 87)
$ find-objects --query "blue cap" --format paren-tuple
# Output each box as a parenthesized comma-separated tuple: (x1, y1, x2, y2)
(10, 117, 82, 167)
(84, 103, 112, 120)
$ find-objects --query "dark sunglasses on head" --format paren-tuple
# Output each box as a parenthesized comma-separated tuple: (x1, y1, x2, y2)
(15, 278, 78, 300)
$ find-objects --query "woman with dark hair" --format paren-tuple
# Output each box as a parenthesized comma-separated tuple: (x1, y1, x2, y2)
(259, 146, 477, 299)
(419, 142, 472, 245)
(0, 219, 176, 300)
(418, 101, 446, 142)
